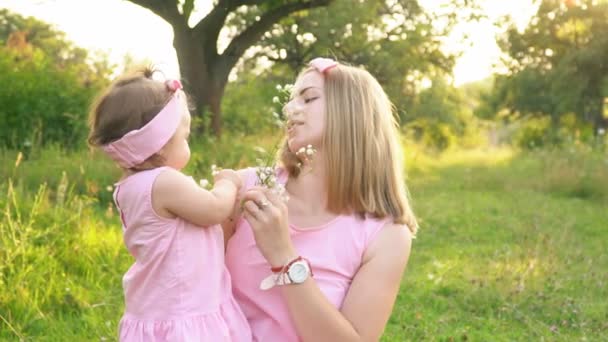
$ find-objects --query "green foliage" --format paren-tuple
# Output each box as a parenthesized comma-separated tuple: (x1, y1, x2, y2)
(404, 78, 487, 151)
(221, 73, 285, 135)
(250, 0, 481, 118)
(513, 116, 553, 149)
(489, 112, 606, 151)
(0, 10, 111, 149)
(406, 119, 458, 151)
(0, 48, 104, 149)
(491, 0, 608, 132)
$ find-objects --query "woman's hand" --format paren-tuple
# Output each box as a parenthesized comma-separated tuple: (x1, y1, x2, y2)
(241, 186, 297, 267)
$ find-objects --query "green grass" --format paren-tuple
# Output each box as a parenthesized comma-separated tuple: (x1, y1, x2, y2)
(1, 140, 606, 341)
(384, 146, 608, 341)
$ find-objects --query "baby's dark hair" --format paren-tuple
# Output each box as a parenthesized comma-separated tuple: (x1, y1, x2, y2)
(88, 66, 180, 169)
(88, 66, 175, 146)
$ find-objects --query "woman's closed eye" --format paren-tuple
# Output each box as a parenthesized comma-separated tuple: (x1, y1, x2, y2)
(304, 97, 318, 104)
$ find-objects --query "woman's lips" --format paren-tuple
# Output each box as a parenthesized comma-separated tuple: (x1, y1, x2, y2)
(287, 121, 304, 134)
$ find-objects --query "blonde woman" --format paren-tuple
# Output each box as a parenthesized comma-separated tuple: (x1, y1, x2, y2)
(224, 58, 417, 341)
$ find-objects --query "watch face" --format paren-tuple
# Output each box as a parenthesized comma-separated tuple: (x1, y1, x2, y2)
(288, 261, 309, 283)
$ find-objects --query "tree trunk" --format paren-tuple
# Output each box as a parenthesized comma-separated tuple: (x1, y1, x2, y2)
(173, 28, 228, 136)
(127, 0, 334, 137)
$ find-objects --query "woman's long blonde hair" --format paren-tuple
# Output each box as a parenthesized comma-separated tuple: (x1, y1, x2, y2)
(279, 63, 418, 234)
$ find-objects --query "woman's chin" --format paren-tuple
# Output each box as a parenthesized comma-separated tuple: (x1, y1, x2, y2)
(287, 138, 303, 153)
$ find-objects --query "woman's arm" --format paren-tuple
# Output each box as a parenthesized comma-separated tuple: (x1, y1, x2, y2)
(241, 189, 412, 342)
(220, 168, 254, 245)
(281, 224, 411, 342)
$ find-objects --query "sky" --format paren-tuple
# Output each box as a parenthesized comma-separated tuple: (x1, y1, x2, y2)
(2, 0, 538, 86)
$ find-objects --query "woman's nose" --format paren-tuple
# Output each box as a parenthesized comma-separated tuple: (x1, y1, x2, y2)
(284, 100, 302, 118)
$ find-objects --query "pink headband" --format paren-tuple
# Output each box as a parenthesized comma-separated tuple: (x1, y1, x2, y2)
(102, 80, 184, 168)
(309, 57, 338, 73)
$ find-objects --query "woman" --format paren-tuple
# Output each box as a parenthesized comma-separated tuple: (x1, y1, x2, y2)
(224, 58, 417, 341)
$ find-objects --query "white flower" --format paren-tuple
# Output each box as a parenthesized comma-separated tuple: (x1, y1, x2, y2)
(296, 144, 316, 158)
(272, 183, 289, 202)
(211, 164, 220, 176)
(199, 179, 210, 188)
(272, 96, 280, 104)
(599, 128, 606, 136)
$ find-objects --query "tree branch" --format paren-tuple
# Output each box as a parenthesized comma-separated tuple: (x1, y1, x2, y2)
(220, 0, 332, 73)
(192, 0, 236, 55)
(126, 0, 185, 27)
(192, 0, 271, 33)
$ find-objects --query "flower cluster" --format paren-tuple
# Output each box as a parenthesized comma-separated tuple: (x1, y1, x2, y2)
(270, 83, 293, 128)
(295, 144, 317, 172)
(255, 165, 288, 202)
(249, 83, 298, 202)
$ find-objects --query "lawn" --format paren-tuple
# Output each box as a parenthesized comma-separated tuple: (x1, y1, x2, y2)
(1, 141, 606, 341)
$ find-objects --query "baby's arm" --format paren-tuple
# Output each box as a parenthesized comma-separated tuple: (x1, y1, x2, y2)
(152, 168, 242, 227)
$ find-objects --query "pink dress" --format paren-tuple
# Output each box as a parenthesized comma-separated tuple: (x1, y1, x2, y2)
(225, 168, 390, 341)
(113, 167, 252, 341)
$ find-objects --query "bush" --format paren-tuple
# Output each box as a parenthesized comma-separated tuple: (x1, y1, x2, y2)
(0, 47, 107, 149)
(513, 116, 552, 149)
(221, 73, 287, 135)
(405, 118, 458, 151)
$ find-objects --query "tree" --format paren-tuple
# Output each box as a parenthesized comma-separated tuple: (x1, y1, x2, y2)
(493, 0, 608, 133)
(0, 9, 112, 86)
(250, 0, 480, 122)
(0, 10, 111, 148)
(126, 0, 333, 136)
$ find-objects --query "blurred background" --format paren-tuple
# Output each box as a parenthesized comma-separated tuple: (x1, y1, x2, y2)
(0, 0, 606, 340)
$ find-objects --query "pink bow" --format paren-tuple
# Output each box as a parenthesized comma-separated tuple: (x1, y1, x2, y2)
(309, 57, 338, 74)
(102, 90, 183, 168)
(166, 79, 183, 92)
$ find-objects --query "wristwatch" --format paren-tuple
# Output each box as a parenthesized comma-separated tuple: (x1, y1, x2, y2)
(259, 256, 313, 290)
(285, 258, 311, 284)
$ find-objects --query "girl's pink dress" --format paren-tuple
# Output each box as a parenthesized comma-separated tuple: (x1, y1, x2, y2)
(225, 168, 390, 341)
(113, 167, 251, 341)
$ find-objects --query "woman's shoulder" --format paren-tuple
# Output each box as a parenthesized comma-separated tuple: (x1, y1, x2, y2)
(362, 221, 413, 264)
(338, 214, 405, 250)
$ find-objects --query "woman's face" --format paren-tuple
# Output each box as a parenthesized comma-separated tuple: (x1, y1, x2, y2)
(284, 71, 326, 153)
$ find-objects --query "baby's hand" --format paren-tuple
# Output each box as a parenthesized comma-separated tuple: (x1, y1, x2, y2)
(214, 169, 243, 190)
